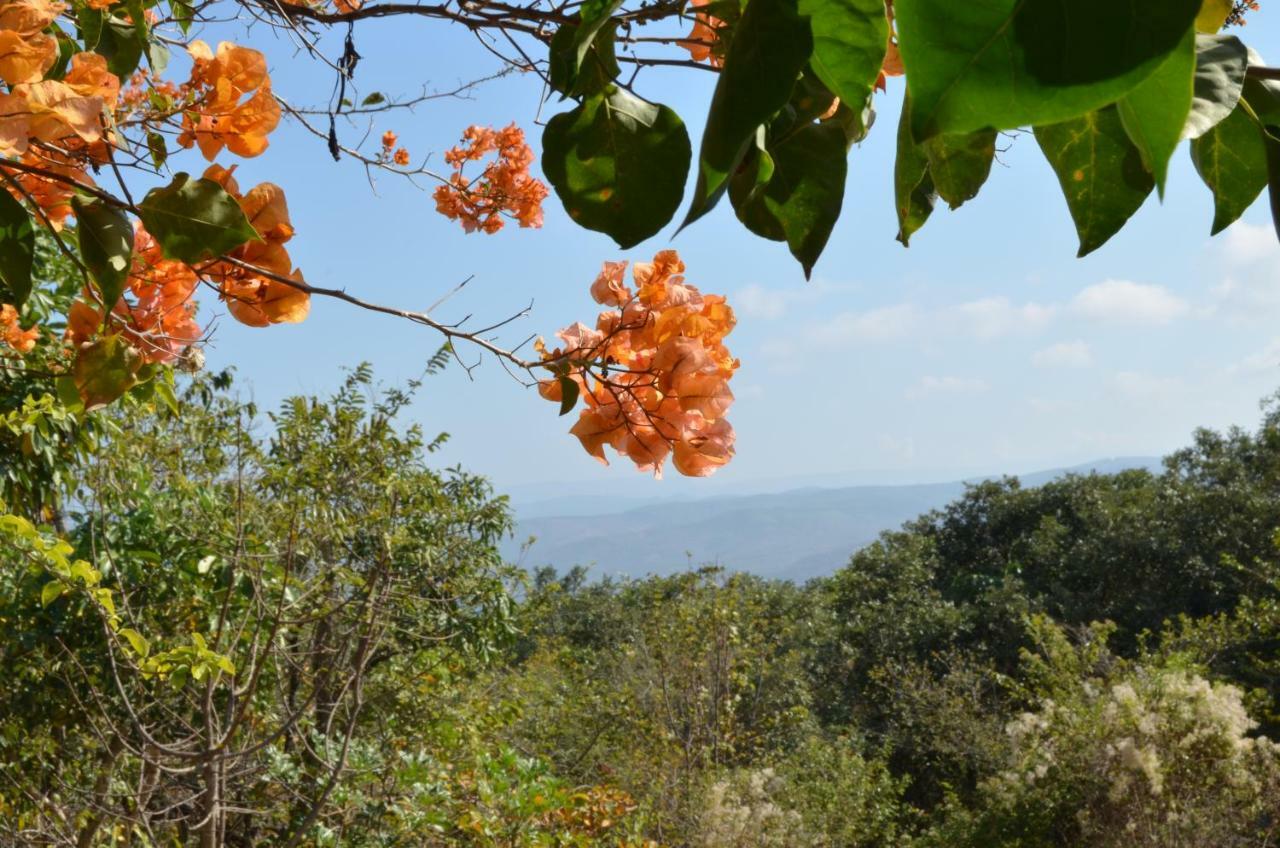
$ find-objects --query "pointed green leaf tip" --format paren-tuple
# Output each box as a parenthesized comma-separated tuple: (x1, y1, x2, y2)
(138, 173, 259, 265)
(681, 0, 812, 230)
(1035, 107, 1154, 257)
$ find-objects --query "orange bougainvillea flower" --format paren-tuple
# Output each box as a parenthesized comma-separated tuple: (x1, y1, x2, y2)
(0, 303, 38, 352)
(177, 41, 281, 160)
(2, 148, 96, 229)
(393, 147, 410, 166)
(434, 123, 547, 234)
(678, 0, 724, 67)
(539, 250, 738, 478)
(200, 164, 310, 327)
(0, 0, 62, 86)
(333, 0, 362, 12)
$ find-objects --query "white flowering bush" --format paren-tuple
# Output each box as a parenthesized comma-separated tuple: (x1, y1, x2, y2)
(936, 617, 1280, 846)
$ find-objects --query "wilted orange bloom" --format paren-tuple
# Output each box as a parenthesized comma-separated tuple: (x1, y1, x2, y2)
(200, 164, 310, 327)
(381, 129, 396, 149)
(539, 250, 738, 478)
(177, 41, 281, 160)
(0, 303, 38, 352)
(433, 123, 547, 233)
(393, 147, 410, 166)
(678, 0, 724, 67)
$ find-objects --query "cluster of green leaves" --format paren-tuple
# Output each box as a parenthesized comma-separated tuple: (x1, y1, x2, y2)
(539, 0, 1280, 274)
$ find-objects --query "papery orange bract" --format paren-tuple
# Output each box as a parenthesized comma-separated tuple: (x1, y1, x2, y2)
(178, 41, 281, 161)
(0, 0, 62, 86)
(2, 148, 96, 229)
(0, 303, 38, 352)
(433, 123, 548, 234)
(540, 250, 738, 478)
(200, 163, 310, 327)
(678, 0, 724, 67)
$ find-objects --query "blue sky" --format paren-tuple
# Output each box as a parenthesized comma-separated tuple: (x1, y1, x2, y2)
(187, 15, 1280, 497)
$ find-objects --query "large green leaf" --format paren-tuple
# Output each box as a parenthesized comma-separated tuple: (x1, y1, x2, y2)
(0, 189, 34, 307)
(798, 0, 887, 139)
(896, 0, 1202, 140)
(1035, 107, 1154, 257)
(1264, 124, 1280, 246)
(138, 173, 259, 264)
(1183, 34, 1248, 140)
(682, 0, 813, 229)
(1190, 103, 1267, 234)
(71, 195, 133, 311)
(894, 93, 936, 246)
(548, 20, 620, 98)
(729, 121, 848, 277)
(923, 130, 997, 210)
(72, 335, 143, 410)
(543, 87, 691, 248)
(1117, 26, 1195, 196)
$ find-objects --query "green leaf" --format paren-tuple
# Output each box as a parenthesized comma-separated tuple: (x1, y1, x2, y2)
(1196, 0, 1233, 32)
(41, 580, 65, 608)
(137, 173, 259, 264)
(922, 130, 997, 210)
(798, 0, 887, 139)
(557, 374, 580, 416)
(55, 375, 83, 412)
(96, 18, 144, 77)
(548, 21, 620, 99)
(895, 0, 1202, 140)
(570, 0, 622, 73)
(1034, 106, 1155, 257)
(1263, 123, 1280, 246)
(76, 5, 103, 50)
(1183, 34, 1248, 139)
(155, 379, 180, 416)
(1117, 26, 1196, 196)
(682, 0, 813, 229)
(543, 87, 692, 248)
(72, 335, 144, 411)
(729, 121, 848, 277)
(71, 195, 133, 312)
(0, 188, 34, 307)
(361, 92, 386, 106)
(1191, 103, 1267, 234)
(119, 627, 150, 658)
(171, 0, 193, 34)
(894, 93, 936, 246)
(146, 130, 167, 170)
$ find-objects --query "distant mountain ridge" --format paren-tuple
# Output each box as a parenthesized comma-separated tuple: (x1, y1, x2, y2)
(502, 457, 1164, 581)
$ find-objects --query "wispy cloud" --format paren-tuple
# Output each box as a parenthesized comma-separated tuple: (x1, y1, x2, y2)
(1032, 340, 1093, 368)
(905, 375, 990, 400)
(1071, 280, 1189, 325)
(1227, 338, 1280, 376)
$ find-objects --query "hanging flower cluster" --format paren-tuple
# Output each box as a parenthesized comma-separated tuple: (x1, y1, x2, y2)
(433, 123, 547, 234)
(678, 0, 726, 67)
(538, 250, 738, 478)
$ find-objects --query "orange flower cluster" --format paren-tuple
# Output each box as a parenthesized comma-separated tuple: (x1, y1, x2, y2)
(203, 164, 310, 327)
(0, 303, 38, 352)
(380, 129, 410, 166)
(177, 41, 281, 160)
(539, 250, 738, 478)
(433, 123, 547, 234)
(65, 224, 201, 364)
(678, 0, 724, 67)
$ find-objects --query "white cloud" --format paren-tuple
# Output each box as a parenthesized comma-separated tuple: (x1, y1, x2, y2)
(1071, 280, 1189, 325)
(1111, 370, 1183, 401)
(734, 280, 842, 319)
(905, 375, 989, 400)
(951, 297, 1056, 340)
(1032, 340, 1093, 368)
(1228, 338, 1280, 375)
(1221, 221, 1278, 267)
(809, 304, 919, 348)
